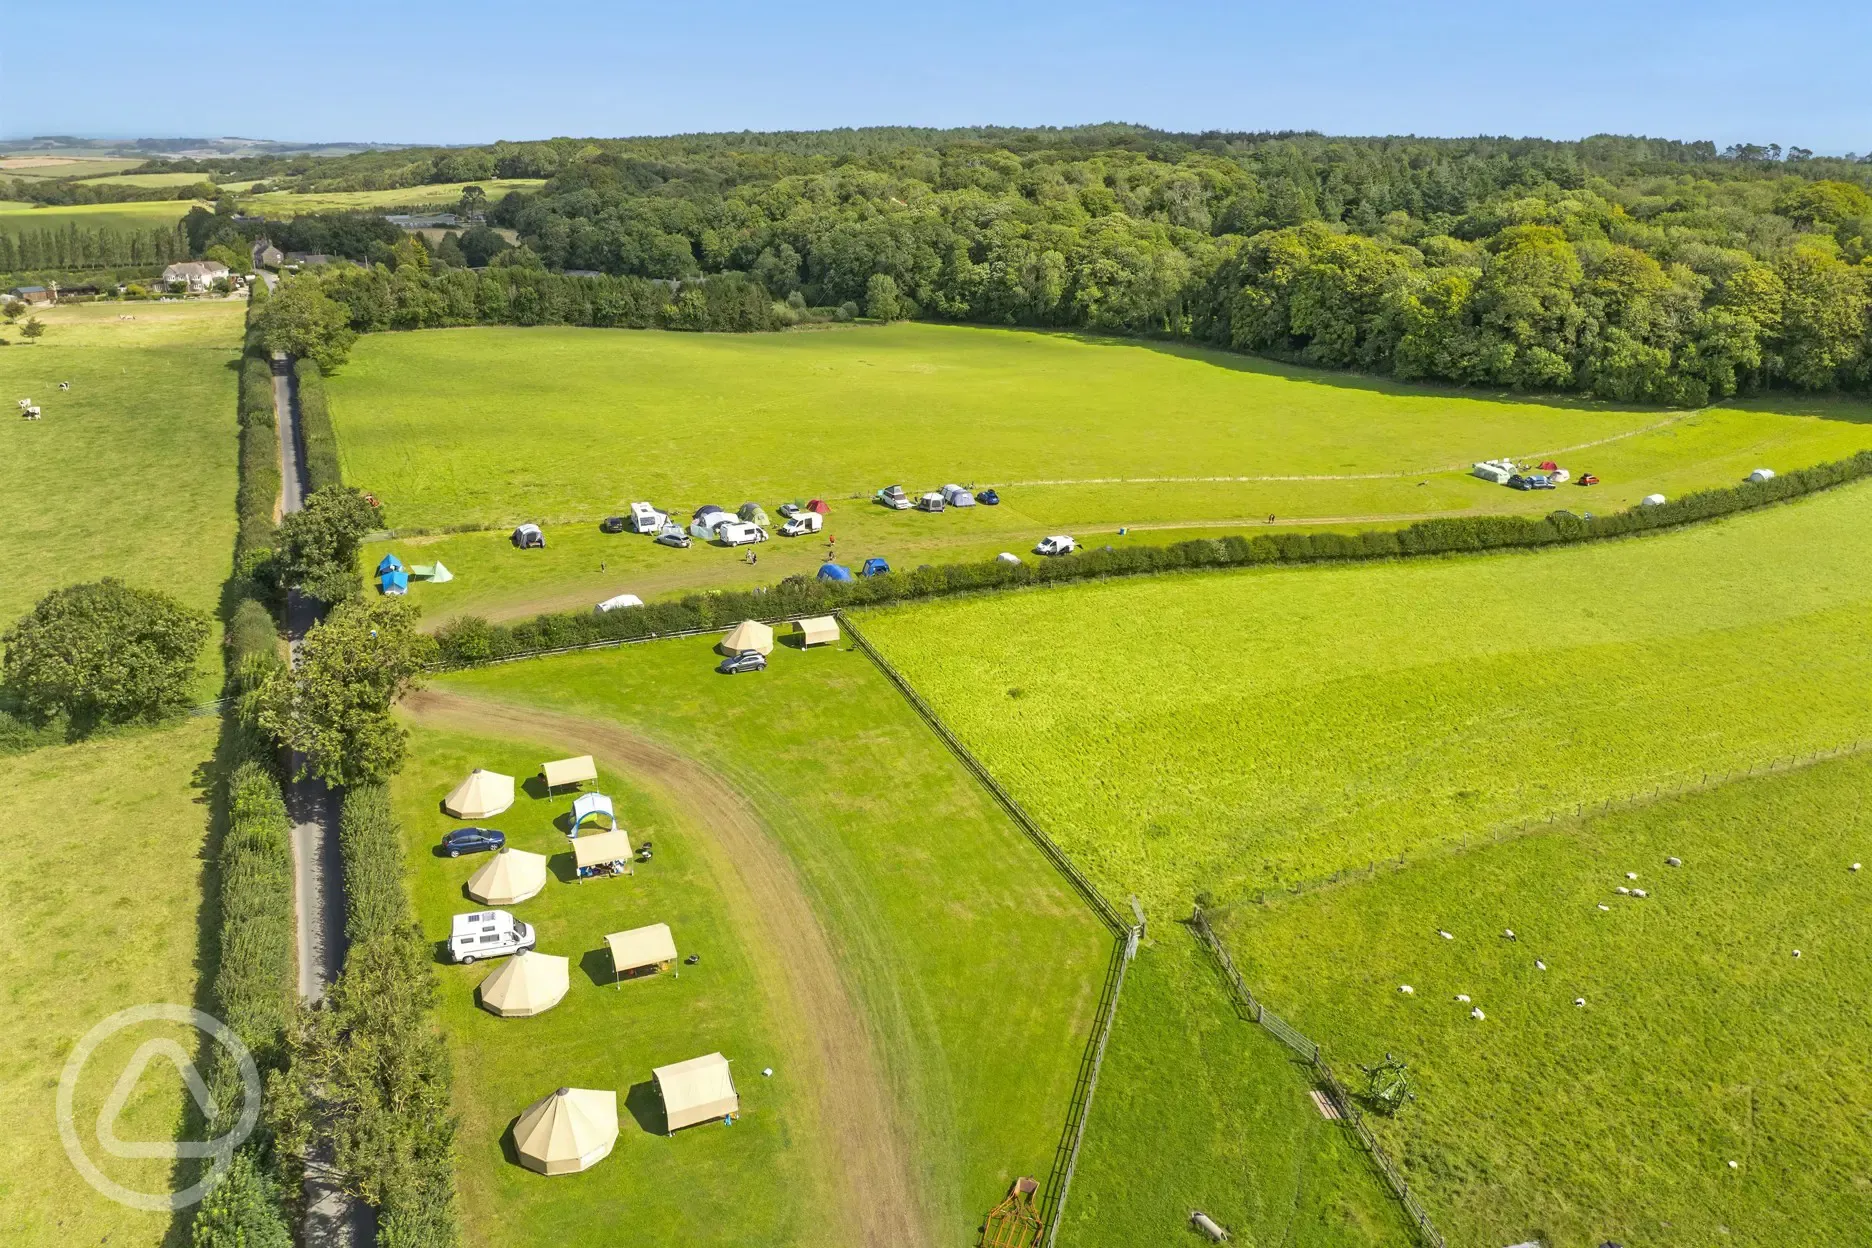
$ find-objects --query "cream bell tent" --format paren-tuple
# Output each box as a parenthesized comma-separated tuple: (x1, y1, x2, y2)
(794, 616, 839, 647)
(572, 828, 634, 878)
(466, 847, 548, 905)
(719, 619, 774, 656)
(653, 1053, 739, 1132)
(513, 1086, 618, 1174)
(444, 769, 515, 820)
(542, 755, 598, 792)
(478, 950, 570, 1017)
(606, 923, 678, 982)
(571, 791, 616, 832)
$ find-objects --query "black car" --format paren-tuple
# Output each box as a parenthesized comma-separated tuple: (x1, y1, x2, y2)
(978, 488, 1001, 505)
(440, 827, 505, 857)
(600, 515, 627, 534)
(717, 650, 768, 675)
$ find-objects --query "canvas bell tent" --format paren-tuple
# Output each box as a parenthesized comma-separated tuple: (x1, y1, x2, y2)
(478, 950, 570, 1017)
(653, 1053, 740, 1132)
(444, 769, 515, 820)
(513, 1087, 618, 1175)
(466, 847, 548, 905)
(606, 923, 679, 981)
(719, 619, 774, 655)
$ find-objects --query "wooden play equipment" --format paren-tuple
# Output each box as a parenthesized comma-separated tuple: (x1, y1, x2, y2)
(979, 1176, 1042, 1248)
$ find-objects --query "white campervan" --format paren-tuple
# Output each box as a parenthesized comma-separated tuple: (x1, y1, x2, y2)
(716, 520, 768, 546)
(449, 910, 536, 964)
(629, 502, 667, 534)
(780, 511, 823, 537)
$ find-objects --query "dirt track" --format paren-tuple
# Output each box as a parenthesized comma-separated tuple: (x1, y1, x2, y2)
(403, 688, 931, 1248)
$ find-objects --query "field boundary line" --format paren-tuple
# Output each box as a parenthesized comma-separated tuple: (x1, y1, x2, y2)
(838, 613, 1139, 1246)
(1189, 906, 1447, 1248)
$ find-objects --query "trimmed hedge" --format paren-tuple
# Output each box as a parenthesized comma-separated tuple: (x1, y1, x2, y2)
(437, 450, 1872, 667)
(293, 358, 343, 494)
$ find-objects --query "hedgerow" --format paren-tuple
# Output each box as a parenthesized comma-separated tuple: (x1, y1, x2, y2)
(436, 449, 1872, 667)
(294, 358, 344, 493)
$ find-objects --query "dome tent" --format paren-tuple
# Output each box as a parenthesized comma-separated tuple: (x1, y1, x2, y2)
(817, 563, 853, 582)
(736, 502, 770, 527)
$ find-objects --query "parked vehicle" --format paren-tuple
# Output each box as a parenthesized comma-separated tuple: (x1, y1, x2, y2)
(1526, 474, 1557, 489)
(778, 502, 803, 518)
(1578, 473, 1600, 486)
(1034, 535, 1077, 556)
(717, 650, 768, 675)
(1507, 474, 1532, 491)
(655, 522, 692, 548)
(629, 501, 667, 533)
(440, 827, 505, 858)
(716, 521, 768, 546)
(978, 488, 1001, 505)
(861, 557, 891, 576)
(876, 485, 911, 510)
(916, 491, 946, 512)
(780, 511, 823, 537)
(600, 515, 627, 534)
(941, 483, 976, 507)
(449, 910, 536, 964)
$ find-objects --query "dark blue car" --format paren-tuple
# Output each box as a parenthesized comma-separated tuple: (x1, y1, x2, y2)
(440, 827, 505, 857)
(978, 488, 1001, 505)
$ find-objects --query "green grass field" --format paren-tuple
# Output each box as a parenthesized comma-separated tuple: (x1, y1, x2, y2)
(0, 718, 221, 1248)
(858, 480, 1872, 908)
(1218, 754, 1872, 1247)
(405, 633, 1111, 1245)
(239, 180, 546, 218)
(0, 157, 147, 181)
(0, 199, 200, 235)
(0, 299, 243, 688)
(73, 172, 217, 189)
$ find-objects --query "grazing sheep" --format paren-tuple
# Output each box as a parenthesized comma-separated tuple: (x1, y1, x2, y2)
(1626, 872, 1638, 880)
(1666, 857, 1682, 867)
(1470, 1007, 1485, 1020)
(1438, 930, 1454, 940)
(1633, 888, 1648, 898)
(1793, 949, 1802, 958)
(1575, 998, 1586, 1007)
(1615, 886, 1630, 895)
(1455, 994, 1470, 1003)
(1535, 960, 1547, 971)
(1597, 904, 1610, 911)
(1728, 1160, 1739, 1169)
(1503, 929, 1516, 940)
(1399, 984, 1414, 995)
(1853, 863, 1862, 873)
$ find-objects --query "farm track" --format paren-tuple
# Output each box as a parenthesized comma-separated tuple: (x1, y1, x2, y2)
(401, 687, 934, 1248)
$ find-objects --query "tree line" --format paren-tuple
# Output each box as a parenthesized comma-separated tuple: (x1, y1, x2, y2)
(0, 223, 188, 273)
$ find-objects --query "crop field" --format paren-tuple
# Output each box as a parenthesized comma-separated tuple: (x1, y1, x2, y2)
(0, 156, 147, 181)
(73, 171, 216, 188)
(238, 179, 546, 217)
(401, 633, 1110, 1245)
(857, 479, 1872, 908)
(1218, 754, 1872, 1247)
(0, 199, 200, 235)
(0, 299, 242, 686)
(0, 718, 221, 1248)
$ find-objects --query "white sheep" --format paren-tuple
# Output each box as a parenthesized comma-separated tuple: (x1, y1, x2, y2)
(1615, 886, 1630, 895)
(1535, 960, 1547, 971)
(1575, 998, 1586, 1007)
(1792, 949, 1802, 958)
(1626, 872, 1638, 880)
(1470, 1007, 1485, 1021)
(1632, 888, 1648, 898)
(1399, 984, 1414, 995)
(1666, 857, 1682, 867)
(1597, 904, 1610, 911)
(1503, 929, 1516, 940)
(1455, 993, 1470, 1003)
(1853, 863, 1862, 873)
(1728, 1160, 1739, 1169)
(1438, 930, 1454, 940)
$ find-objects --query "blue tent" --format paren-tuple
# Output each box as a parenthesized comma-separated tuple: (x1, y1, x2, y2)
(816, 563, 854, 582)
(376, 553, 404, 575)
(861, 558, 891, 576)
(379, 569, 409, 595)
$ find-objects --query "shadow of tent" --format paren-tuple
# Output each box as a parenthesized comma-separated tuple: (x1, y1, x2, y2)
(522, 775, 553, 801)
(579, 947, 614, 988)
(500, 1118, 523, 1167)
(777, 632, 807, 650)
(625, 1081, 666, 1136)
(548, 851, 581, 884)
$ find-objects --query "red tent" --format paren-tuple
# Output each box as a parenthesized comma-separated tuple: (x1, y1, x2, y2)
(1538, 460, 1558, 471)
(806, 499, 830, 515)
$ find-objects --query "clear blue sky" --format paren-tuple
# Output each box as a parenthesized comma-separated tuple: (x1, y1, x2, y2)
(7, 0, 1869, 153)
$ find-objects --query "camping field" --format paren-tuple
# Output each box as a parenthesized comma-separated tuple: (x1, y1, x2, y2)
(395, 633, 1111, 1246)
(0, 718, 222, 1248)
(0, 299, 243, 689)
(1217, 754, 1872, 1247)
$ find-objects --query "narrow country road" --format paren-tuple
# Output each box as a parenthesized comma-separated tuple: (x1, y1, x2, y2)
(274, 349, 374, 1248)
(402, 687, 935, 1248)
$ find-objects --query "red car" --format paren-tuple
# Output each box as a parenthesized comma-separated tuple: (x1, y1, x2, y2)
(1577, 473, 1600, 486)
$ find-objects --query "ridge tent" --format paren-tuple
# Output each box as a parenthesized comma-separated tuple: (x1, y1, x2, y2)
(541, 755, 597, 791)
(513, 1087, 618, 1175)
(572, 828, 634, 877)
(653, 1053, 739, 1132)
(571, 792, 617, 832)
(805, 499, 829, 514)
(736, 502, 770, 527)
(376, 553, 404, 575)
(444, 769, 515, 820)
(719, 619, 774, 655)
(817, 563, 853, 582)
(378, 569, 409, 596)
(606, 923, 679, 981)
(795, 616, 839, 647)
(466, 847, 549, 905)
(477, 950, 570, 1018)
(411, 561, 454, 582)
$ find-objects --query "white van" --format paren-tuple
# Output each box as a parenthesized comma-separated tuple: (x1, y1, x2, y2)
(629, 502, 667, 533)
(1034, 535, 1077, 556)
(780, 511, 823, 537)
(716, 521, 768, 546)
(449, 910, 536, 964)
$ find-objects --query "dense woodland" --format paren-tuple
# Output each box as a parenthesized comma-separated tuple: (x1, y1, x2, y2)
(94, 127, 1872, 398)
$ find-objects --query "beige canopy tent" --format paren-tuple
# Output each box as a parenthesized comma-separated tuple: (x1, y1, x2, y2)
(443, 768, 515, 820)
(653, 1053, 739, 1132)
(794, 616, 839, 647)
(478, 951, 570, 1017)
(466, 847, 548, 905)
(718, 619, 774, 656)
(606, 923, 678, 981)
(513, 1086, 618, 1175)
(571, 828, 634, 877)
(541, 755, 597, 791)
